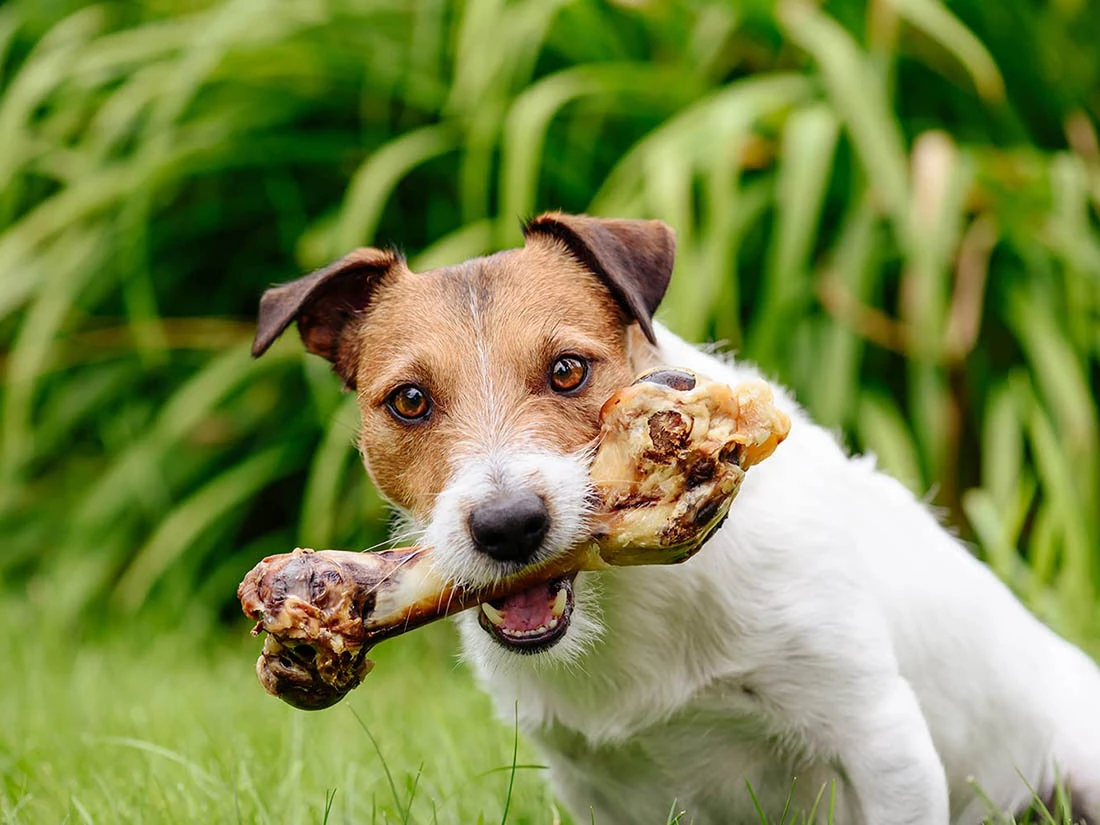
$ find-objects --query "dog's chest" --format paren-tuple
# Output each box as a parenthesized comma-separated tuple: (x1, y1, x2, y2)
(530, 704, 852, 824)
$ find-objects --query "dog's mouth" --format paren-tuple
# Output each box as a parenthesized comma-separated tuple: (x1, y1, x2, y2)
(477, 575, 575, 654)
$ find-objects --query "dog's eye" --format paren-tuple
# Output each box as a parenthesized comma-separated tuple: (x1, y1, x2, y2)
(387, 385, 431, 422)
(549, 355, 589, 394)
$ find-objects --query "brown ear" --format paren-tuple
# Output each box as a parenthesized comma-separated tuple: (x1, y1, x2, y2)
(522, 212, 675, 344)
(252, 248, 399, 383)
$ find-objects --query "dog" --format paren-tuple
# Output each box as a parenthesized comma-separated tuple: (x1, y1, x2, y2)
(252, 213, 1100, 824)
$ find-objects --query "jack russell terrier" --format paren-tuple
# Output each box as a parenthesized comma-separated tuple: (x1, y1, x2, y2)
(252, 213, 1100, 824)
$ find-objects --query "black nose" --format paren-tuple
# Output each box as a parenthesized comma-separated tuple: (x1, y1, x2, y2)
(468, 491, 550, 563)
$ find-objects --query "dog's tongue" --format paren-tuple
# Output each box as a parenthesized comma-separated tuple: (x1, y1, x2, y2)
(499, 582, 554, 632)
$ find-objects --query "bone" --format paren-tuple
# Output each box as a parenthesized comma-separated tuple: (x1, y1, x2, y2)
(238, 373, 791, 709)
(586, 370, 789, 565)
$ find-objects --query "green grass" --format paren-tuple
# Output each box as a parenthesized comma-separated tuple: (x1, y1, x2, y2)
(0, 606, 1088, 825)
(0, 603, 567, 824)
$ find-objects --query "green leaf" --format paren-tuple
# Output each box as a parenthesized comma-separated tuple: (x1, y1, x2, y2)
(114, 443, 296, 610)
(780, 2, 911, 240)
(334, 125, 458, 254)
(807, 196, 880, 427)
(500, 63, 692, 242)
(299, 394, 364, 548)
(884, 0, 1005, 101)
(981, 377, 1025, 512)
(750, 102, 840, 368)
(857, 392, 924, 494)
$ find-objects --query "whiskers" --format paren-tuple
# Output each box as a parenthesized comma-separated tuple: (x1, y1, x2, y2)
(348, 518, 427, 557)
(386, 515, 428, 549)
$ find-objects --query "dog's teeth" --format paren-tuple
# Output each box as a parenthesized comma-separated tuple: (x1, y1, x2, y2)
(551, 588, 567, 618)
(491, 609, 563, 641)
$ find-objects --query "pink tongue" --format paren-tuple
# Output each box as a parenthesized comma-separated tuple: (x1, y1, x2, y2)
(500, 583, 555, 632)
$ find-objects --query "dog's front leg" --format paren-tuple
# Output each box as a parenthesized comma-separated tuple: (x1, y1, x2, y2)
(829, 675, 950, 825)
(755, 619, 950, 824)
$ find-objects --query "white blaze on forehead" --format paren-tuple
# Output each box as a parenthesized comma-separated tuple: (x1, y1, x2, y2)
(466, 275, 506, 448)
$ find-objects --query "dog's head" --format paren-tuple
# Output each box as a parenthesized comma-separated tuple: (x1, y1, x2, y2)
(253, 213, 674, 666)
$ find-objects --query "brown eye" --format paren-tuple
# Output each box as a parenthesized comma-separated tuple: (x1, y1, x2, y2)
(549, 355, 589, 394)
(387, 385, 431, 422)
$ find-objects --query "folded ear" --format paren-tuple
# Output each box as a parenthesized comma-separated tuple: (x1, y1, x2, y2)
(252, 247, 399, 384)
(522, 212, 675, 344)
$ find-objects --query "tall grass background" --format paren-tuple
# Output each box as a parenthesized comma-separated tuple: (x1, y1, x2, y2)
(1, 0, 1098, 821)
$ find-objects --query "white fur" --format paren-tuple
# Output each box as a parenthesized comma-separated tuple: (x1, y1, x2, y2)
(441, 324, 1100, 824)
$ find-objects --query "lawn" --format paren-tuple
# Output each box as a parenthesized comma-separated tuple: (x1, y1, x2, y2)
(0, 602, 567, 825)
(0, 604, 563, 825)
(1, 598, 1086, 825)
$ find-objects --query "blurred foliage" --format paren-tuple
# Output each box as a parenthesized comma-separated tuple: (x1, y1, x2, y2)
(1, 0, 1098, 639)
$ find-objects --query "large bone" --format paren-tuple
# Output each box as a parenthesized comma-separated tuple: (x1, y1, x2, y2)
(238, 370, 791, 709)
